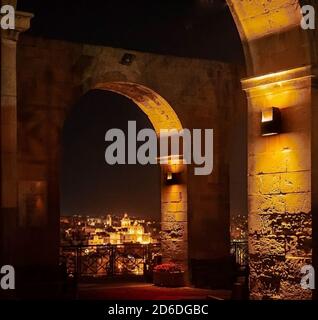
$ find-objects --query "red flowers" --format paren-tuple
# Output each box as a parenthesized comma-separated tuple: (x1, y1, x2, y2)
(154, 263, 183, 273)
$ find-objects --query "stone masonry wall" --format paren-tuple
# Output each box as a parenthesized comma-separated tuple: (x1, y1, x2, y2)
(243, 67, 313, 300)
(16, 35, 244, 284)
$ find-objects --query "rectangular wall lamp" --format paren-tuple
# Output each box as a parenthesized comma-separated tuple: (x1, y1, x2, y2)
(165, 172, 182, 185)
(261, 107, 281, 136)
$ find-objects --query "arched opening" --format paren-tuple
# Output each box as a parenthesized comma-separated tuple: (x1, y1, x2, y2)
(3, 0, 315, 301)
(60, 82, 188, 283)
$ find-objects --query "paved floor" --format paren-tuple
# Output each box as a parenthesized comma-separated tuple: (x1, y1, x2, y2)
(78, 282, 231, 300)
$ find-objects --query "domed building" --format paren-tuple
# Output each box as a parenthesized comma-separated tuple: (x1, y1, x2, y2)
(120, 213, 131, 228)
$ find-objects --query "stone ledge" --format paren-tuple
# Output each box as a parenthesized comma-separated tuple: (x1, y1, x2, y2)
(241, 65, 313, 91)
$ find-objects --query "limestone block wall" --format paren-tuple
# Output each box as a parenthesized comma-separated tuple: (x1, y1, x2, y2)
(227, 0, 311, 76)
(227, 0, 317, 300)
(312, 69, 318, 299)
(0, 11, 32, 268)
(243, 66, 313, 300)
(16, 37, 83, 268)
(78, 42, 244, 277)
(161, 163, 188, 274)
(1, 30, 19, 265)
(16, 35, 244, 284)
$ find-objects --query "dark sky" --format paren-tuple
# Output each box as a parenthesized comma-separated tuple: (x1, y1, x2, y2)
(61, 90, 161, 219)
(18, 0, 244, 63)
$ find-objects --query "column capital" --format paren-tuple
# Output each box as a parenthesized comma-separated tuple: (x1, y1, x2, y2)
(1, 11, 33, 42)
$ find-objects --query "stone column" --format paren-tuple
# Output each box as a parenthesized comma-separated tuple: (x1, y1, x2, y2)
(242, 66, 314, 300)
(0, 10, 33, 264)
(161, 160, 188, 281)
(312, 67, 318, 299)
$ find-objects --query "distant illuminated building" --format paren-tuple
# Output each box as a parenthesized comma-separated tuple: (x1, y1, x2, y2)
(106, 214, 112, 227)
(230, 214, 248, 241)
(60, 213, 158, 246)
(88, 234, 105, 245)
(121, 213, 131, 228)
(107, 213, 152, 244)
(109, 232, 121, 245)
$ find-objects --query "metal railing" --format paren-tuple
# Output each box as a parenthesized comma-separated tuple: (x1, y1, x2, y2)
(59, 243, 161, 278)
(230, 240, 248, 267)
(60, 241, 248, 278)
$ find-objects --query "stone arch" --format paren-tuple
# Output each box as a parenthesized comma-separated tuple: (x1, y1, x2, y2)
(225, 0, 318, 299)
(226, 0, 314, 75)
(94, 82, 183, 134)
(91, 82, 188, 273)
(2, 0, 318, 299)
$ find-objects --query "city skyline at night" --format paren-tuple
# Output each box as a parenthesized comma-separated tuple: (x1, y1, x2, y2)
(60, 90, 161, 219)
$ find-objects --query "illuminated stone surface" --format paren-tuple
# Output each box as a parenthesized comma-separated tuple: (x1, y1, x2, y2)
(1, 0, 317, 299)
(13, 35, 241, 286)
(227, 0, 312, 76)
(229, 0, 317, 299)
(243, 67, 314, 300)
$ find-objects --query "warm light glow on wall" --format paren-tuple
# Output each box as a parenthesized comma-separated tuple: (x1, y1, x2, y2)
(227, 0, 302, 41)
(94, 82, 183, 136)
(243, 65, 312, 173)
(242, 67, 312, 120)
(158, 154, 183, 166)
(35, 197, 44, 209)
(282, 146, 291, 153)
(261, 109, 274, 122)
(242, 66, 312, 92)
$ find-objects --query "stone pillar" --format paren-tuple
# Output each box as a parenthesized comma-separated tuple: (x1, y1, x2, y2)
(0, 11, 33, 264)
(312, 67, 318, 299)
(161, 160, 188, 280)
(242, 66, 314, 300)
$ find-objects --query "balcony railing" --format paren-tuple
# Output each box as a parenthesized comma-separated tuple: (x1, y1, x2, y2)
(60, 241, 248, 279)
(59, 243, 161, 279)
(230, 240, 248, 268)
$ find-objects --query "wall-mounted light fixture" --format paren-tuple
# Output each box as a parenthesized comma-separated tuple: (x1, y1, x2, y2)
(165, 171, 182, 185)
(167, 172, 173, 181)
(261, 107, 281, 136)
(120, 53, 136, 66)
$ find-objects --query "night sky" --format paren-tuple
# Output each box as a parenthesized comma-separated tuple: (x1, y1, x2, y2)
(18, 0, 244, 63)
(61, 90, 161, 219)
(17, 1, 245, 219)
